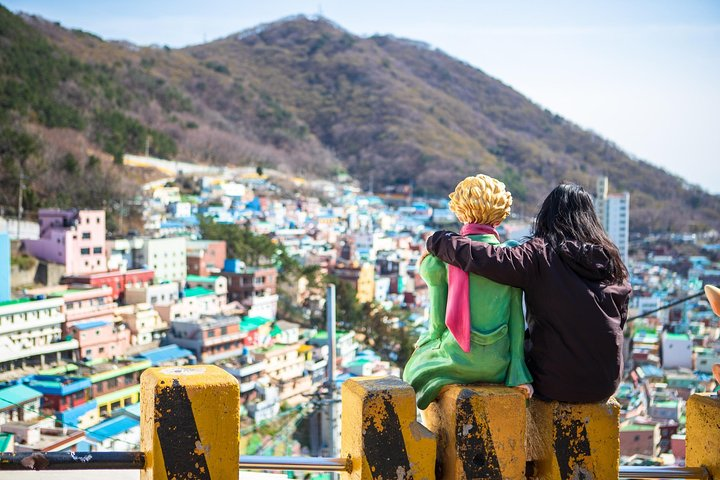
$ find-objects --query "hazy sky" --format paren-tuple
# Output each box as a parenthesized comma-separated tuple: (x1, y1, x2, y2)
(5, 0, 720, 193)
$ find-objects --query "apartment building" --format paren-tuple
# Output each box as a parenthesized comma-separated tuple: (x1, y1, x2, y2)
(186, 240, 227, 277)
(24, 209, 107, 275)
(0, 297, 78, 370)
(167, 315, 247, 363)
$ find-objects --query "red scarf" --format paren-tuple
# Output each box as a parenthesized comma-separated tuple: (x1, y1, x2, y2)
(445, 223, 500, 352)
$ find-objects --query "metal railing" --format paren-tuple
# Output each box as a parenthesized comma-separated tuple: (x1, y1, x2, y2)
(619, 465, 710, 479)
(0, 452, 711, 479)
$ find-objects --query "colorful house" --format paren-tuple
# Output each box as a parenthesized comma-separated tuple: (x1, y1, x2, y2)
(24, 209, 107, 275)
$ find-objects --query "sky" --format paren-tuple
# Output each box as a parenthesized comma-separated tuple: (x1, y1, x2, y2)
(4, 0, 720, 194)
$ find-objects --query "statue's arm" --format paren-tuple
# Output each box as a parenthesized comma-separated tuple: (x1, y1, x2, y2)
(418, 255, 448, 344)
(505, 288, 533, 387)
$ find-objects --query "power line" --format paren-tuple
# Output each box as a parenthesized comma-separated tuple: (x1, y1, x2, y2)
(627, 291, 706, 323)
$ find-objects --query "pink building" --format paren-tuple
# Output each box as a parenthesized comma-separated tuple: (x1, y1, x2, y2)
(43, 286, 117, 333)
(70, 320, 130, 360)
(24, 209, 107, 275)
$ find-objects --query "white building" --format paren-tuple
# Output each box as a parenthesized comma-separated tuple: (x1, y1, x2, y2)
(124, 282, 179, 307)
(661, 332, 693, 369)
(138, 237, 187, 284)
(596, 177, 630, 264)
(0, 297, 79, 369)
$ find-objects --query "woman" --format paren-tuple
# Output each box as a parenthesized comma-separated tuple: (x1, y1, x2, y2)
(426, 183, 631, 403)
(403, 174, 532, 409)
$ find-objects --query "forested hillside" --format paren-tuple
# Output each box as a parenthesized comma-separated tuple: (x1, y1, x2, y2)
(1, 7, 718, 232)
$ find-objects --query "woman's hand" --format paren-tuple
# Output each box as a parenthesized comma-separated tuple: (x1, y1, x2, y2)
(514, 383, 534, 399)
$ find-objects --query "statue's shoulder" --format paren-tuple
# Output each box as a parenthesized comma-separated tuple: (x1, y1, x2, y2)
(421, 254, 447, 272)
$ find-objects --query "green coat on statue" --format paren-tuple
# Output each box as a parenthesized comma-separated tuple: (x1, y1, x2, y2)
(403, 233, 532, 410)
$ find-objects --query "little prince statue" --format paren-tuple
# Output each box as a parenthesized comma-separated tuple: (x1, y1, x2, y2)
(403, 174, 533, 409)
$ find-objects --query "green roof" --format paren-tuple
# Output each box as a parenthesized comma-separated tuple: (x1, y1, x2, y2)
(240, 316, 272, 332)
(0, 298, 31, 308)
(186, 275, 219, 283)
(183, 287, 214, 298)
(47, 288, 89, 298)
(665, 333, 690, 341)
(620, 423, 657, 432)
(270, 324, 282, 337)
(0, 384, 42, 410)
(653, 400, 679, 408)
(94, 384, 141, 405)
(90, 360, 152, 384)
(312, 330, 351, 341)
(0, 433, 13, 451)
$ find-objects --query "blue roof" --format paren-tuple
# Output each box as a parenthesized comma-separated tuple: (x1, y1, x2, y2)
(86, 415, 139, 442)
(24, 375, 92, 396)
(0, 384, 42, 410)
(134, 344, 195, 366)
(56, 400, 97, 427)
(121, 402, 141, 418)
(73, 320, 110, 331)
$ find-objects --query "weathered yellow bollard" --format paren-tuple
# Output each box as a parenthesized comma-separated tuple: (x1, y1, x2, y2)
(686, 392, 720, 477)
(140, 365, 240, 480)
(423, 385, 526, 480)
(527, 398, 620, 480)
(341, 376, 436, 480)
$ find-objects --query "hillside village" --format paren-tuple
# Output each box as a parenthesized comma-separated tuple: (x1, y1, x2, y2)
(0, 160, 719, 466)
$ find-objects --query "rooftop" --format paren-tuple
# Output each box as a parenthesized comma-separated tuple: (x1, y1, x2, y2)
(0, 384, 42, 410)
(186, 275, 220, 283)
(183, 287, 215, 298)
(86, 415, 140, 443)
(73, 320, 111, 331)
(240, 316, 272, 332)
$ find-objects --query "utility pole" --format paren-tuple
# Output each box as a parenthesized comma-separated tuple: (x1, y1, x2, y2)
(17, 167, 24, 240)
(325, 283, 337, 464)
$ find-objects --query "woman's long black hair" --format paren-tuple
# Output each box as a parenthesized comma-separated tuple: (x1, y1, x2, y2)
(533, 183, 628, 283)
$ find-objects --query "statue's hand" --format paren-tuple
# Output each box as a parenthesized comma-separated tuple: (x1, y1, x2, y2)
(514, 384, 534, 399)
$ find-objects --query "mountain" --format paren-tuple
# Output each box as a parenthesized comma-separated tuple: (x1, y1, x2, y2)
(1, 7, 719, 232)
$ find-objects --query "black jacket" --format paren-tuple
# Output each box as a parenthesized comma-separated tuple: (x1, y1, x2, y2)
(426, 232, 631, 403)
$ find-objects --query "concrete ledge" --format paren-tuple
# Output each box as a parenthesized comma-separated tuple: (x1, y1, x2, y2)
(341, 376, 436, 480)
(140, 365, 240, 480)
(527, 398, 620, 480)
(686, 393, 720, 478)
(423, 385, 526, 480)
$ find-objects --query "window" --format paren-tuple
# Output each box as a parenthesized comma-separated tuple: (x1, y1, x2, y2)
(81, 248, 90, 255)
(97, 217, 101, 223)
(82, 232, 91, 239)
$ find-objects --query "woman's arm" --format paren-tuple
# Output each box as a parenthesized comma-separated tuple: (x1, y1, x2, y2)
(426, 231, 539, 289)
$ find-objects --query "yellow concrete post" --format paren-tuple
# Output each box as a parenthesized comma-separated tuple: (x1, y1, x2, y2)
(686, 392, 720, 477)
(140, 365, 240, 480)
(341, 376, 436, 480)
(423, 385, 526, 480)
(527, 398, 620, 480)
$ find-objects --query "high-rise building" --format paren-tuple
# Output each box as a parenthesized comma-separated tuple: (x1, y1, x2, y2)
(595, 177, 630, 264)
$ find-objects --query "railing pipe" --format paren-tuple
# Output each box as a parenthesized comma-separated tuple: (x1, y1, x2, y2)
(240, 455, 351, 473)
(619, 465, 710, 479)
(0, 452, 712, 478)
(0, 451, 145, 470)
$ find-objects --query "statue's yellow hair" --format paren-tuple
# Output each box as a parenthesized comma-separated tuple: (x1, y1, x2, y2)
(448, 174, 513, 225)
